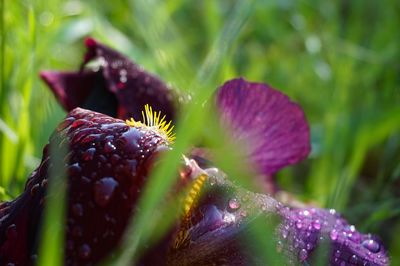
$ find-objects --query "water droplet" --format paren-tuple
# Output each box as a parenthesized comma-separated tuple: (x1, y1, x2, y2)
(276, 241, 283, 253)
(83, 148, 96, 161)
(68, 163, 82, 176)
(296, 220, 303, 229)
(299, 249, 308, 261)
(72, 225, 83, 238)
(209, 176, 216, 186)
(335, 250, 341, 258)
(347, 225, 356, 232)
(94, 177, 118, 207)
(104, 141, 116, 153)
(306, 243, 313, 250)
(71, 119, 86, 129)
(330, 229, 338, 240)
(350, 254, 358, 264)
(121, 128, 142, 153)
(30, 184, 40, 196)
(312, 219, 321, 230)
(6, 224, 17, 239)
(228, 198, 241, 211)
(72, 203, 83, 217)
(282, 229, 288, 239)
(362, 239, 380, 253)
(222, 212, 236, 224)
(329, 209, 336, 215)
(79, 244, 91, 259)
(303, 210, 310, 216)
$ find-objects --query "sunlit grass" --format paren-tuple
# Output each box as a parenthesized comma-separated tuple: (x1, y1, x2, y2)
(1, 0, 400, 265)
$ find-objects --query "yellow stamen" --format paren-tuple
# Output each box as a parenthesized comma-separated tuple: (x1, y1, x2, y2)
(126, 104, 176, 143)
(174, 173, 208, 249)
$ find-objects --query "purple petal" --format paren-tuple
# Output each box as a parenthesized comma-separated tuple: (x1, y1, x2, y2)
(278, 207, 389, 265)
(40, 38, 177, 121)
(216, 78, 310, 175)
(169, 163, 389, 265)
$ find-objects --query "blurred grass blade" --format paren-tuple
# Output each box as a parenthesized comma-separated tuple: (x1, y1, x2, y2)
(128, 0, 195, 91)
(38, 141, 67, 266)
(110, 1, 256, 265)
(196, 0, 255, 86)
(329, 106, 400, 209)
(0, 118, 18, 142)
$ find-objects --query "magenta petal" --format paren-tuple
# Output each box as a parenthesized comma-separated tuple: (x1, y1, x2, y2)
(216, 78, 311, 175)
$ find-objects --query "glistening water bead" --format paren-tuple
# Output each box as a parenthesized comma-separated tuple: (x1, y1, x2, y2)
(362, 239, 380, 253)
(228, 198, 241, 211)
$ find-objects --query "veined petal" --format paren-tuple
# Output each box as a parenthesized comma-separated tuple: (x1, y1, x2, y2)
(216, 78, 310, 175)
(278, 207, 389, 265)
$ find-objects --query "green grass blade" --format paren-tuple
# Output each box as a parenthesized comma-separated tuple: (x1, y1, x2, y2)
(37, 142, 67, 266)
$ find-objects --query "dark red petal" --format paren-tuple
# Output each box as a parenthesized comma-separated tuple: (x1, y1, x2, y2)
(40, 71, 99, 112)
(216, 78, 311, 175)
(40, 38, 177, 121)
(0, 108, 170, 265)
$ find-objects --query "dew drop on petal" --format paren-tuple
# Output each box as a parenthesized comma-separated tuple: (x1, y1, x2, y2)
(312, 219, 321, 230)
(222, 212, 236, 224)
(296, 220, 303, 229)
(299, 249, 308, 261)
(104, 141, 116, 153)
(350, 254, 358, 264)
(335, 250, 341, 258)
(228, 198, 241, 211)
(72, 203, 83, 217)
(276, 241, 283, 253)
(79, 244, 91, 259)
(68, 163, 82, 176)
(6, 224, 17, 239)
(94, 177, 118, 207)
(362, 239, 380, 253)
(282, 228, 289, 239)
(83, 148, 96, 161)
(330, 229, 338, 240)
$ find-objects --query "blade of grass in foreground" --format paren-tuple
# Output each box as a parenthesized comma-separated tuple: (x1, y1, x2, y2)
(0, 0, 5, 185)
(328, 106, 400, 209)
(108, 1, 256, 265)
(37, 141, 67, 266)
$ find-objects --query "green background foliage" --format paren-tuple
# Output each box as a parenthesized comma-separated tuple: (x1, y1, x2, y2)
(1, 0, 399, 264)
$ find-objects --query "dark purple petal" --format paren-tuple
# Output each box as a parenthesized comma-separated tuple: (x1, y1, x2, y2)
(169, 163, 389, 266)
(278, 207, 389, 265)
(216, 78, 310, 175)
(40, 38, 177, 121)
(40, 70, 117, 115)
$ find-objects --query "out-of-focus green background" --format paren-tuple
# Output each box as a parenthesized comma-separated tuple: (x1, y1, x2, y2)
(1, 0, 399, 264)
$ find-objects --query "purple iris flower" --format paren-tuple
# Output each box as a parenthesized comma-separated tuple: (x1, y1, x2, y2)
(0, 38, 388, 265)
